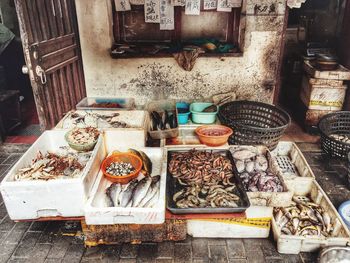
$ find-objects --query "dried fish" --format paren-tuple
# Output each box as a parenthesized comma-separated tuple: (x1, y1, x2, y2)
(15, 148, 91, 181)
(274, 196, 334, 237)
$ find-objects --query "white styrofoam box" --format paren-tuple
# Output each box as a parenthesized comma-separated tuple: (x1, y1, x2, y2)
(271, 141, 314, 195)
(103, 130, 146, 151)
(300, 75, 347, 111)
(55, 110, 148, 130)
(272, 181, 350, 254)
(187, 206, 273, 238)
(0, 131, 105, 220)
(84, 147, 166, 225)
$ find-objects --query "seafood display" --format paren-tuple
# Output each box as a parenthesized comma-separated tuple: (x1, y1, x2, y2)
(104, 149, 159, 208)
(90, 102, 123, 108)
(274, 196, 333, 237)
(230, 146, 284, 192)
(106, 162, 135, 176)
(62, 111, 129, 128)
(67, 127, 99, 145)
(150, 110, 177, 131)
(330, 134, 350, 144)
(168, 150, 247, 210)
(14, 147, 92, 181)
(105, 175, 160, 208)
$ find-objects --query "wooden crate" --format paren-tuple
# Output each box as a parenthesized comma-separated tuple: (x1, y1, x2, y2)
(300, 75, 347, 111)
(303, 61, 350, 80)
(81, 219, 187, 247)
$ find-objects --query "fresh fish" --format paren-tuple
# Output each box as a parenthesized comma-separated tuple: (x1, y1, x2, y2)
(322, 211, 331, 232)
(120, 179, 139, 207)
(106, 183, 122, 207)
(235, 160, 245, 173)
(139, 182, 159, 207)
(132, 177, 152, 207)
(139, 150, 153, 175)
(144, 184, 160, 208)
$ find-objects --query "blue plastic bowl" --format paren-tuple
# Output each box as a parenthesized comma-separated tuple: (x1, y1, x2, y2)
(338, 200, 350, 230)
(176, 102, 190, 124)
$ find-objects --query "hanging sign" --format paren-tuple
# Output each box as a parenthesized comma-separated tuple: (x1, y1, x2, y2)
(185, 0, 201, 15)
(144, 0, 160, 23)
(115, 0, 132, 11)
(203, 0, 217, 10)
(160, 0, 174, 30)
(172, 0, 185, 6)
(130, 0, 145, 4)
(217, 0, 231, 12)
(227, 0, 241, 7)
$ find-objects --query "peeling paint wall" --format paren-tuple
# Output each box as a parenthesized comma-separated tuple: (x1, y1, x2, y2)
(75, 0, 287, 105)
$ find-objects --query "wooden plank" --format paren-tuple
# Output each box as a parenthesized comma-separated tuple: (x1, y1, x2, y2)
(27, 0, 43, 42)
(58, 68, 73, 111)
(72, 61, 82, 101)
(77, 60, 86, 98)
(46, 0, 59, 38)
(36, 34, 75, 50)
(65, 63, 79, 106)
(63, 66, 77, 108)
(41, 45, 77, 70)
(45, 56, 78, 74)
(60, 0, 72, 34)
(42, 81, 57, 127)
(54, 0, 65, 36)
(51, 72, 64, 119)
(15, 0, 34, 44)
(36, 0, 50, 40)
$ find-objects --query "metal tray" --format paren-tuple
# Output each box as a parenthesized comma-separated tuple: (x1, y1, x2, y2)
(166, 149, 250, 214)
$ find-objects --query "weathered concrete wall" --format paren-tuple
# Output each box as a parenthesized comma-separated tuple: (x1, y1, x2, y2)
(75, 0, 287, 105)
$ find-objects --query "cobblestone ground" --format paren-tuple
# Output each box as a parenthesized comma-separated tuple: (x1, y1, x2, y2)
(0, 143, 349, 263)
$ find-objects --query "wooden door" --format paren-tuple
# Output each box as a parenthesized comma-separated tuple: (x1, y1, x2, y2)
(15, 0, 86, 130)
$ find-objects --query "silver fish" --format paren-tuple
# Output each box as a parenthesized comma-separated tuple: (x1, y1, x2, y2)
(106, 183, 122, 207)
(120, 179, 139, 207)
(232, 150, 256, 160)
(141, 182, 159, 208)
(132, 177, 152, 207)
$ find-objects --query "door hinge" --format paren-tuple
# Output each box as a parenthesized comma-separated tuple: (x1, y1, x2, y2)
(35, 65, 47, 85)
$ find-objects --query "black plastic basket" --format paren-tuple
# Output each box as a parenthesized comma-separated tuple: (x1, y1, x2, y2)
(218, 101, 291, 150)
(318, 111, 350, 159)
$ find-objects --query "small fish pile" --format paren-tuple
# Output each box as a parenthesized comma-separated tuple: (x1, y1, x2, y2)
(150, 110, 177, 131)
(15, 147, 91, 181)
(173, 184, 239, 208)
(274, 196, 333, 237)
(169, 150, 240, 208)
(330, 134, 350, 144)
(230, 147, 284, 192)
(63, 111, 129, 128)
(106, 175, 160, 208)
(106, 162, 135, 176)
(68, 127, 99, 145)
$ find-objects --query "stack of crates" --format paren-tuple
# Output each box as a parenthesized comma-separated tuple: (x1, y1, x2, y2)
(300, 60, 350, 130)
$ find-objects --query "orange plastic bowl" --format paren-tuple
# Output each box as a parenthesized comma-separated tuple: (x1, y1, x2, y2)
(195, 125, 233, 147)
(101, 153, 143, 184)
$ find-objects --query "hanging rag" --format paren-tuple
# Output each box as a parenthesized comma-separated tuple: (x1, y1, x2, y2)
(173, 46, 202, 71)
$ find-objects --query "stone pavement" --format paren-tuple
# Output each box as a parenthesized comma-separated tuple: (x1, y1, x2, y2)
(0, 142, 349, 263)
